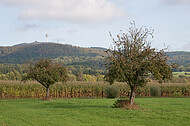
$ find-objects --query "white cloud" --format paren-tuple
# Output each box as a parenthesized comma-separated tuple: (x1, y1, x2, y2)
(1, 0, 126, 23)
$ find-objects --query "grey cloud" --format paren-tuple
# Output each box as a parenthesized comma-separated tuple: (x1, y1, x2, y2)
(183, 42, 190, 50)
(163, 0, 190, 4)
(66, 29, 78, 34)
(16, 23, 44, 32)
(53, 37, 66, 42)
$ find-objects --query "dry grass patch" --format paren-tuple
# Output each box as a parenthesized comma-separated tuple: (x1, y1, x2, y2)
(113, 99, 141, 110)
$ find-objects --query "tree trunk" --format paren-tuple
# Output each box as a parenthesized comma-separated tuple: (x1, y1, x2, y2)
(129, 86, 137, 106)
(46, 86, 50, 100)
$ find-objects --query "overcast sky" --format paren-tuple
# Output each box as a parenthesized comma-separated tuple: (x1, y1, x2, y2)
(0, 0, 190, 51)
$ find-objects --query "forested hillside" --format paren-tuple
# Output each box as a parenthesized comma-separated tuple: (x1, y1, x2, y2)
(166, 51, 190, 71)
(0, 42, 105, 64)
(1, 42, 190, 77)
(166, 51, 190, 65)
(0, 42, 106, 80)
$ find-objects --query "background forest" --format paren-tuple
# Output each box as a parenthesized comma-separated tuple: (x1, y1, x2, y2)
(0, 42, 190, 82)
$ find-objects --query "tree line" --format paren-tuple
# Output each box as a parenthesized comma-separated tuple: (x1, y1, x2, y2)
(0, 70, 104, 82)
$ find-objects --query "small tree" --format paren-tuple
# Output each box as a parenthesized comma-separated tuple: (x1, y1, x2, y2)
(105, 22, 173, 106)
(22, 59, 68, 100)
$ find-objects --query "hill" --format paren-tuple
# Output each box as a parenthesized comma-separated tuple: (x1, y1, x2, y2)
(166, 51, 190, 66)
(0, 42, 105, 64)
(0, 42, 107, 75)
(1, 42, 190, 74)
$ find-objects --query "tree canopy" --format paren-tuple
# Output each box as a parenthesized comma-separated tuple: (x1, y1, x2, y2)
(105, 22, 173, 105)
(22, 59, 68, 99)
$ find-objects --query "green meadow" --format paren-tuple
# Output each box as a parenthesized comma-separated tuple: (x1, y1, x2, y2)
(0, 98, 190, 126)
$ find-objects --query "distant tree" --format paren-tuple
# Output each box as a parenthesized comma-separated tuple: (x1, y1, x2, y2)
(22, 59, 68, 100)
(96, 73, 104, 81)
(76, 71, 84, 81)
(7, 71, 16, 80)
(83, 74, 96, 82)
(105, 22, 173, 106)
(68, 74, 77, 82)
(14, 70, 22, 80)
(0, 74, 8, 80)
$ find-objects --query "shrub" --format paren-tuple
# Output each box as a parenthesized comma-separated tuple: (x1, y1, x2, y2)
(105, 86, 119, 98)
(150, 86, 161, 97)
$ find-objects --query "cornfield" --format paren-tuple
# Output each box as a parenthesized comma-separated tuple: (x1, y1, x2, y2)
(0, 80, 190, 99)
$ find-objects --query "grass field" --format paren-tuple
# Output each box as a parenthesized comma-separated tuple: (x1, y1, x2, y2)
(0, 98, 190, 126)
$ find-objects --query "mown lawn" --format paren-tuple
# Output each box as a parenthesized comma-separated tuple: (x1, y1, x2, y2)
(0, 98, 190, 126)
